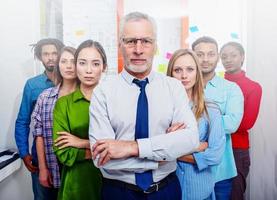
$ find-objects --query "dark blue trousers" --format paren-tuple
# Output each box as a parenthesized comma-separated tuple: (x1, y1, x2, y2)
(101, 175, 181, 200)
(214, 178, 234, 200)
(31, 172, 58, 200)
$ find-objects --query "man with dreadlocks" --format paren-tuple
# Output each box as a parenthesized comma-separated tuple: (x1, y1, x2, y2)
(15, 38, 64, 200)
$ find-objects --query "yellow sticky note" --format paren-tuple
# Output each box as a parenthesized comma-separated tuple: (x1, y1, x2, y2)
(158, 64, 167, 74)
(217, 71, 225, 78)
(75, 30, 85, 37)
(155, 48, 160, 56)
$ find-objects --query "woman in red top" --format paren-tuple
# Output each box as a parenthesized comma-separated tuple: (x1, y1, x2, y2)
(220, 42, 262, 200)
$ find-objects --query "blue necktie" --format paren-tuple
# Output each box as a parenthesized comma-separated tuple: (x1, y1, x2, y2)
(133, 78, 153, 191)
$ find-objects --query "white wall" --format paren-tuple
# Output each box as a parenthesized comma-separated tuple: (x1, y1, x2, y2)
(247, 0, 277, 199)
(1, 1, 277, 199)
(0, 1, 40, 199)
(124, 0, 182, 73)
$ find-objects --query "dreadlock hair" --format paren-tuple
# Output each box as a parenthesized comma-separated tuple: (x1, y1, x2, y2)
(33, 38, 64, 61)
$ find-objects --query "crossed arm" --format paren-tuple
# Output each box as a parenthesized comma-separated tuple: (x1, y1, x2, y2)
(89, 83, 199, 170)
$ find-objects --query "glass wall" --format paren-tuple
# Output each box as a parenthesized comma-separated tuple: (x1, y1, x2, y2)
(40, 0, 247, 75)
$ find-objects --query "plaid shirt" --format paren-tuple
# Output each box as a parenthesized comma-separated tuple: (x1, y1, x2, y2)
(32, 85, 60, 188)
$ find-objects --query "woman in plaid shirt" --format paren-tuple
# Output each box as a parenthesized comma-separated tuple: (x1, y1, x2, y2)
(32, 46, 77, 199)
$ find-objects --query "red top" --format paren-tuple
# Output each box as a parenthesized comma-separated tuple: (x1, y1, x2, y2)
(225, 71, 262, 149)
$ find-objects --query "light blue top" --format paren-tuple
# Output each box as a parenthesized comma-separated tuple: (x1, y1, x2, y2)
(177, 103, 226, 200)
(89, 69, 199, 185)
(204, 75, 244, 182)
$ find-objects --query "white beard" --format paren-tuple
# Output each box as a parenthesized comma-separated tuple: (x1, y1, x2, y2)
(126, 64, 149, 73)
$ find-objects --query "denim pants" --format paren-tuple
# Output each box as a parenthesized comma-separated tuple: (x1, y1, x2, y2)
(214, 178, 234, 200)
(31, 172, 58, 200)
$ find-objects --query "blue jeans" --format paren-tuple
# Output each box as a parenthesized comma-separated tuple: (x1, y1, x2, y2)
(31, 172, 58, 200)
(214, 178, 233, 200)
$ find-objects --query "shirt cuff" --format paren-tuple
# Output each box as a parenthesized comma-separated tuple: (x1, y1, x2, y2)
(20, 150, 29, 159)
(76, 149, 86, 161)
(193, 152, 208, 171)
(137, 138, 153, 159)
(33, 129, 43, 137)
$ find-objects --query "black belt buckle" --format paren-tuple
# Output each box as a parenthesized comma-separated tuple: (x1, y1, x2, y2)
(143, 182, 159, 194)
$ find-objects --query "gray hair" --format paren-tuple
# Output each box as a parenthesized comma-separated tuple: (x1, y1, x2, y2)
(119, 12, 157, 40)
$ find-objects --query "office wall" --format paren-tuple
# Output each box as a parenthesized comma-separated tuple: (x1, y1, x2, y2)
(0, 1, 40, 199)
(0, 0, 276, 199)
(247, 0, 277, 199)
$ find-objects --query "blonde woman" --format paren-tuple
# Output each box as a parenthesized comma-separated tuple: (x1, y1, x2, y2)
(167, 49, 225, 200)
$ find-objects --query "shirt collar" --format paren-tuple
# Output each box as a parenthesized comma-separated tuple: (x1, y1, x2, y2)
(224, 70, 245, 81)
(48, 84, 60, 97)
(121, 69, 155, 85)
(42, 71, 53, 83)
(72, 87, 86, 102)
(207, 75, 221, 88)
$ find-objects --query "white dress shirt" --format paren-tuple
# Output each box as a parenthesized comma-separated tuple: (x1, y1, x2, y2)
(89, 69, 199, 185)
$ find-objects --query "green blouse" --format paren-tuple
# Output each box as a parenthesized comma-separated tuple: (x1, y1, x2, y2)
(53, 88, 102, 200)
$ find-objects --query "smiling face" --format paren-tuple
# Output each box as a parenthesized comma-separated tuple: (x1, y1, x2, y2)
(120, 19, 156, 79)
(76, 47, 104, 87)
(172, 54, 197, 94)
(59, 51, 76, 81)
(221, 45, 244, 74)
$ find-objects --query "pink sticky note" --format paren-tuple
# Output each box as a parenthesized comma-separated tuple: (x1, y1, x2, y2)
(166, 52, 172, 59)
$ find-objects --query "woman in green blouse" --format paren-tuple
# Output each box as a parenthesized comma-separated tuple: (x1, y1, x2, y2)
(52, 40, 107, 200)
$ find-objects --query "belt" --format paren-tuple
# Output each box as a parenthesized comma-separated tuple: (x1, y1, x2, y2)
(103, 172, 177, 194)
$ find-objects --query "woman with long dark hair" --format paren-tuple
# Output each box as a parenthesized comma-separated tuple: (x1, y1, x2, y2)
(53, 40, 107, 200)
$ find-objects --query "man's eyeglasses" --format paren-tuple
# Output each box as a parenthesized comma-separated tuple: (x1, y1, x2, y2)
(121, 37, 155, 48)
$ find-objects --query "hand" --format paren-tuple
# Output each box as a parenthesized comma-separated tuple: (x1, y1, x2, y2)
(39, 168, 53, 188)
(166, 122, 186, 133)
(54, 131, 89, 149)
(23, 154, 38, 173)
(178, 155, 195, 163)
(85, 148, 92, 160)
(92, 139, 138, 166)
(196, 142, 208, 152)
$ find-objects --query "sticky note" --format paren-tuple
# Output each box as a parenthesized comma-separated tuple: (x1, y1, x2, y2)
(158, 64, 167, 73)
(75, 30, 85, 37)
(189, 26, 199, 33)
(155, 48, 160, 56)
(217, 71, 225, 78)
(166, 52, 172, 60)
(230, 32, 239, 39)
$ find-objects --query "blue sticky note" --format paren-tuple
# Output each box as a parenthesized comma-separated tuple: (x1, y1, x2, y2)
(231, 32, 239, 39)
(190, 26, 199, 33)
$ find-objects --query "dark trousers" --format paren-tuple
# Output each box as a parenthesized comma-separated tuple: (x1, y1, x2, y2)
(231, 149, 250, 200)
(31, 172, 58, 200)
(101, 175, 181, 200)
(215, 178, 233, 200)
